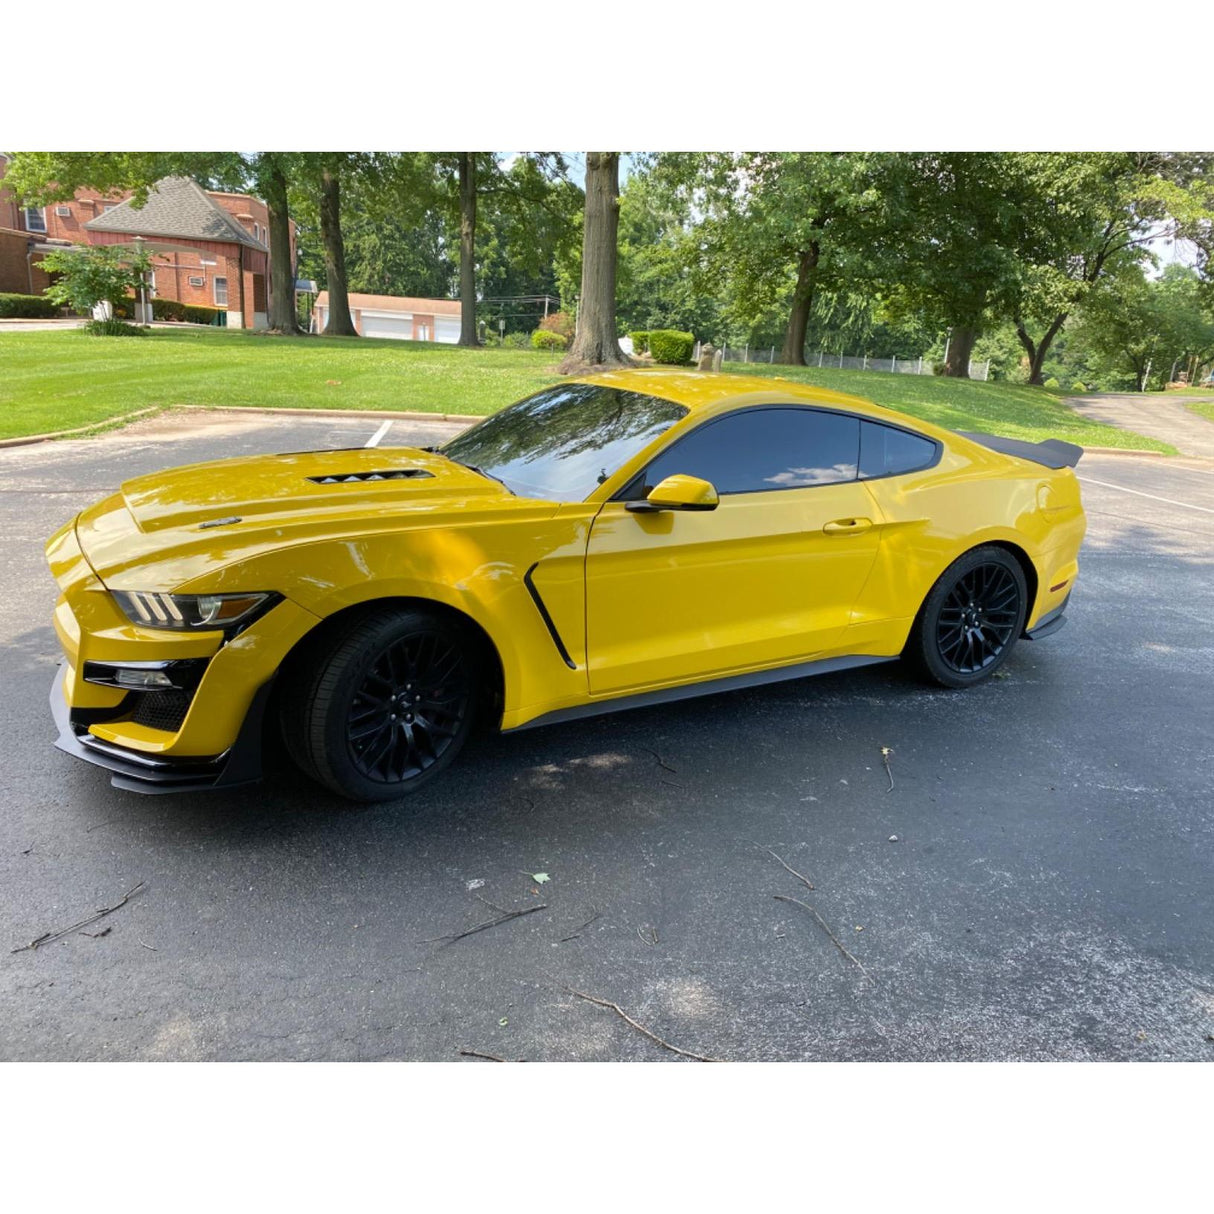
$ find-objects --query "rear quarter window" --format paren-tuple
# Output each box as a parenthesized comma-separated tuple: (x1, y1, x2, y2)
(859, 421, 939, 479)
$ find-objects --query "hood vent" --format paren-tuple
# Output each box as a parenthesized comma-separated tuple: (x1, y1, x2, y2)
(307, 468, 435, 485)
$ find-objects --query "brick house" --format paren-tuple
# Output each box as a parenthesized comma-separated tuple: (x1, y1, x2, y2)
(313, 291, 462, 342)
(0, 156, 295, 328)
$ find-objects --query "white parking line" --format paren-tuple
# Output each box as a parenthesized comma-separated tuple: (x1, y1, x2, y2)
(365, 420, 393, 448)
(1076, 475, 1214, 515)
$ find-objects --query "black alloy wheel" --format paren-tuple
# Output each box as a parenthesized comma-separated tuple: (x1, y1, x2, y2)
(280, 606, 479, 801)
(906, 545, 1028, 689)
(346, 631, 470, 783)
(935, 561, 1021, 675)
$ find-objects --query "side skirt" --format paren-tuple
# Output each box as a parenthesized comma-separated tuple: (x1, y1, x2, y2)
(507, 653, 895, 733)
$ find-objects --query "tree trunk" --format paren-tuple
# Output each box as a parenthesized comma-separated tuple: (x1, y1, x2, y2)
(779, 244, 820, 365)
(943, 325, 978, 377)
(560, 153, 629, 372)
(1015, 313, 1068, 386)
(263, 155, 299, 334)
(319, 167, 357, 337)
(457, 153, 480, 346)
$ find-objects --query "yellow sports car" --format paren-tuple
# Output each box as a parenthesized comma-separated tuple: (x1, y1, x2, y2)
(46, 370, 1085, 801)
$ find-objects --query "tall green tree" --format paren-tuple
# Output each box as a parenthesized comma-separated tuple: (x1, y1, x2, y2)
(661, 152, 889, 365)
(879, 153, 1026, 377)
(1005, 152, 1214, 384)
(431, 153, 577, 345)
(560, 153, 629, 370)
(1073, 264, 1214, 390)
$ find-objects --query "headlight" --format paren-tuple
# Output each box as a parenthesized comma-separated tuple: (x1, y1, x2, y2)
(112, 590, 277, 632)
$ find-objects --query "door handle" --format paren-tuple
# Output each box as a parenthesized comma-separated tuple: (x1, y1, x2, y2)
(822, 517, 873, 534)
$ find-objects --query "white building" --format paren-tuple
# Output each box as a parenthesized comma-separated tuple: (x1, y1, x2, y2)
(312, 291, 462, 342)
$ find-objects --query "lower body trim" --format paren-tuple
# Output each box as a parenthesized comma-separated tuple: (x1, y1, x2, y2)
(508, 653, 894, 733)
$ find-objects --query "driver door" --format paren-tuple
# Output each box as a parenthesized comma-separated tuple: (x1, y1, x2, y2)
(585, 407, 882, 695)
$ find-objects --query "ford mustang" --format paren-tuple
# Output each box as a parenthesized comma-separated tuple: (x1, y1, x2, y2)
(46, 370, 1085, 800)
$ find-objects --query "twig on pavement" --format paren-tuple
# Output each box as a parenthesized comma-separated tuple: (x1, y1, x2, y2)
(881, 746, 894, 792)
(421, 903, 547, 946)
(774, 894, 874, 983)
(12, 882, 146, 954)
(560, 911, 601, 942)
(758, 845, 815, 892)
(566, 987, 720, 1062)
(459, 1048, 508, 1062)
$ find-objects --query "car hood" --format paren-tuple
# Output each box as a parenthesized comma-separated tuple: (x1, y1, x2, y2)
(119, 445, 501, 531)
(72, 445, 548, 589)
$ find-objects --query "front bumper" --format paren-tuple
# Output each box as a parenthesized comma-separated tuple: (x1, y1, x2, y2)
(50, 663, 273, 794)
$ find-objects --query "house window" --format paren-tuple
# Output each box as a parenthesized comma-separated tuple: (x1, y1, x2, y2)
(23, 207, 46, 233)
(188, 275, 205, 287)
(213, 277, 229, 307)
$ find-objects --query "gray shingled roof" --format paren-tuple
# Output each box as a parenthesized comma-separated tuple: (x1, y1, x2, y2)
(84, 176, 268, 251)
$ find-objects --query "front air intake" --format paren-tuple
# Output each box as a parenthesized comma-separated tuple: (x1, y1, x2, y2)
(307, 469, 435, 485)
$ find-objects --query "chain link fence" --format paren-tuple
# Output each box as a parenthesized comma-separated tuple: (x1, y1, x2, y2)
(711, 343, 991, 382)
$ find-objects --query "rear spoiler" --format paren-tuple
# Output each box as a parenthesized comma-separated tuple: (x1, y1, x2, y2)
(957, 431, 1083, 469)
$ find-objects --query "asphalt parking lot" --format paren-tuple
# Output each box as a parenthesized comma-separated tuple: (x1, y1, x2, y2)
(1, 408, 1212, 1061)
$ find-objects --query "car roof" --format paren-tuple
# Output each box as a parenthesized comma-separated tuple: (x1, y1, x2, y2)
(571, 368, 889, 416)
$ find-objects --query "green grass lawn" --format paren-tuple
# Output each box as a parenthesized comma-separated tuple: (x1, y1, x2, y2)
(0, 326, 1171, 451)
(1184, 397, 1214, 423)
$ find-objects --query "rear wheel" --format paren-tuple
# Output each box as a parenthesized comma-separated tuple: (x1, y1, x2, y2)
(280, 606, 477, 801)
(905, 546, 1027, 689)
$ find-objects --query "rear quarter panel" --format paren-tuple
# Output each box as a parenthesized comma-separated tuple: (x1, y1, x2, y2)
(852, 443, 1085, 648)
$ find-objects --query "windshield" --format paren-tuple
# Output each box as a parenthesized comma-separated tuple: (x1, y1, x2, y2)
(439, 383, 688, 502)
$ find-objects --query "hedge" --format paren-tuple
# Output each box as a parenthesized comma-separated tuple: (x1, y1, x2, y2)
(628, 330, 649, 354)
(183, 303, 223, 325)
(151, 297, 186, 322)
(648, 329, 694, 365)
(0, 293, 61, 319)
(531, 328, 567, 351)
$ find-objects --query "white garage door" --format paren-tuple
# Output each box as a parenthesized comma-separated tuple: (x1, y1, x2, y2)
(434, 315, 461, 344)
(361, 312, 413, 339)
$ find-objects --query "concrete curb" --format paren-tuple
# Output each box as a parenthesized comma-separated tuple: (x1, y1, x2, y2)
(178, 404, 482, 424)
(0, 407, 161, 449)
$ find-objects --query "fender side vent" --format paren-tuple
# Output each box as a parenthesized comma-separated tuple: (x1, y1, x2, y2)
(307, 469, 435, 484)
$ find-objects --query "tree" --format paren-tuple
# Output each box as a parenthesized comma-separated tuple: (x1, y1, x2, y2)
(880, 153, 1026, 377)
(659, 152, 889, 365)
(39, 243, 152, 326)
(560, 153, 629, 371)
(1006, 153, 1214, 384)
(613, 163, 724, 339)
(430, 153, 578, 345)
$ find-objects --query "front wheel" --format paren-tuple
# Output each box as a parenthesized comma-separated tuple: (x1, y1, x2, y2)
(280, 606, 478, 801)
(905, 546, 1027, 689)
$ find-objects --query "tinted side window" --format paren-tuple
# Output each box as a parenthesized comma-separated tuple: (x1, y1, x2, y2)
(859, 421, 938, 479)
(629, 408, 860, 497)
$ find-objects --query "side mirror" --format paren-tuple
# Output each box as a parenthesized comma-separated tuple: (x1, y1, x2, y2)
(626, 473, 719, 513)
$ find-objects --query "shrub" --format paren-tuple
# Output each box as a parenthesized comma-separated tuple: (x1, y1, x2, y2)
(151, 297, 186, 322)
(628, 330, 649, 354)
(501, 331, 531, 349)
(531, 329, 567, 351)
(648, 329, 695, 365)
(0, 292, 61, 319)
(538, 310, 575, 341)
(183, 303, 222, 325)
(1043, 376, 1060, 389)
(85, 318, 147, 337)
(1071, 380, 1088, 393)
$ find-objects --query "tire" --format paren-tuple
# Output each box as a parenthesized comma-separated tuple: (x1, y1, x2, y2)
(280, 606, 478, 801)
(904, 545, 1028, 689)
